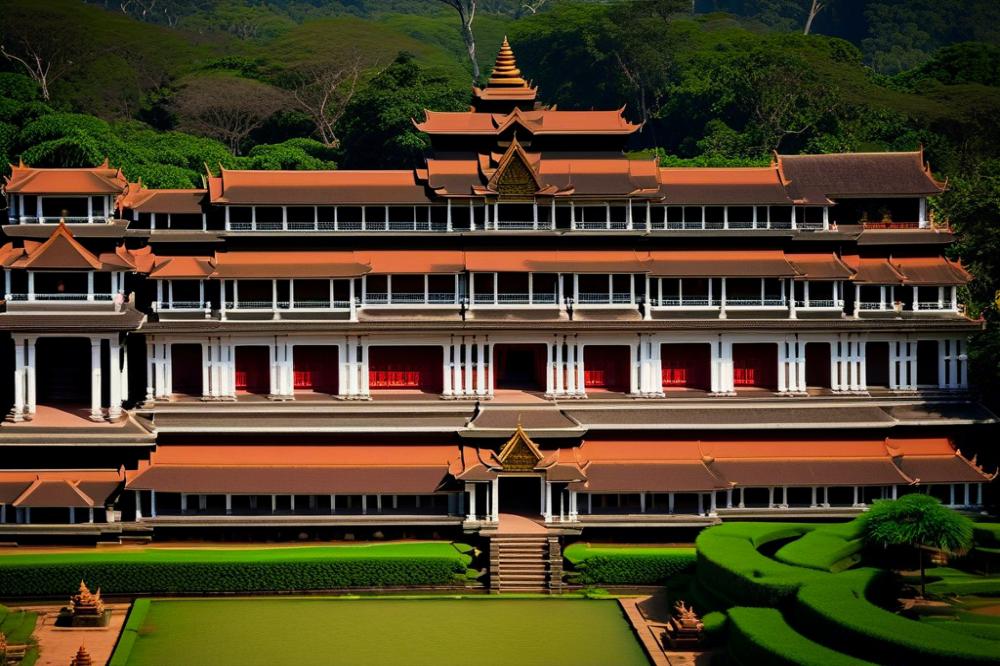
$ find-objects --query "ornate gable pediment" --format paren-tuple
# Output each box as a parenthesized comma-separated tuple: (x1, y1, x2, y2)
(497, 424, 543, 472)
(488, 137, 543, 197)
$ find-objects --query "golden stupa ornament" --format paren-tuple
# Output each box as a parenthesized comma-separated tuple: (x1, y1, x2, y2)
(70, 644, 93, 666)
(487, 37, 528, 88)
(70, 580, 105, 618)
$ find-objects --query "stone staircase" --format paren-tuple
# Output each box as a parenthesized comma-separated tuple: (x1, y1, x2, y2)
(490, 535, 563, 593)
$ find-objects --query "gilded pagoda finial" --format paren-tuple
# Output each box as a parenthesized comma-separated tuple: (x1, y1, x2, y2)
(487, 36, 528, 88)
(70, 643, 93, 666)
(70, 580, 105, 618)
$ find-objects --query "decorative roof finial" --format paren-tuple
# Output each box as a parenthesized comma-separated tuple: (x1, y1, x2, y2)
(487, 37, 528, 88)
(70, 643, 93, 666)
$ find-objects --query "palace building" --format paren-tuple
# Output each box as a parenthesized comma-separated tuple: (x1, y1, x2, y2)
(0, 39, 994, 553)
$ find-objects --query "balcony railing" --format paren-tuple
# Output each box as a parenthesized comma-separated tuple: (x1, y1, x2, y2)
(222, 300, 350, 311)
(915, 301, 954, 311)
(726, 298, 786, 308)
(472, 293, 559, 305)
(228, 220, 449, 233)
(575, 292, 634, 305)
(795, 299, 840, 309)
(12, 216, 113, 224)
(363, 292, 458, 305)
(6, 293, 114, 302)
(574, 220, 631, 231)
(651, 297, 719, 308)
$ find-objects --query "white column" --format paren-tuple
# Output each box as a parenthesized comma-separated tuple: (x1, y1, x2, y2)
(543, 482, 553, 522)
(575, 341, 586, 396)
(12, 337, 25, 421)
(134, 490, 142, 521)
(545, 340, 554, 396)
(476, 339, 486, 397)
(554, 337, 564, 396)
(108, 337, 122, 419)
(442, 339, 453, 397)
(22, 336, 35, 416)
(466, 482, 477, 520)
(490, 478, 499, 521)
(90, 338, 103, 421)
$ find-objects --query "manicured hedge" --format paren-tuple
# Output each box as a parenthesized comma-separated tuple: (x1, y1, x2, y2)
(727, 607, 874, 666)
(695, 524, 826, 606)
(563, 544, 695, 585)
(0, 543, 474, 597)
(107, 598, 150, 666)
(774, 520, 865, 573)
(793, 569, 1000, 665)
(973, 523, 1000, 547)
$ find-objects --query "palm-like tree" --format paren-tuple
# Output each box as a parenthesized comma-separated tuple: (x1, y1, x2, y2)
(864, 494, 974, 597)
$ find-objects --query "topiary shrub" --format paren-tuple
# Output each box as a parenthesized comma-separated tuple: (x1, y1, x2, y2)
(793, 568, 1000, 665)
(774, 520, 866, 573)
(727, 606, 873, 666)
(695, 524, 826, 606)
(701, 610, 728, 646)
(563, 545, 695, 585)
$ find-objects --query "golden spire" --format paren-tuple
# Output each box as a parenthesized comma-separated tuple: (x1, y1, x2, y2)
(487, 36, 528, 88)
(70, 644, 93, 666)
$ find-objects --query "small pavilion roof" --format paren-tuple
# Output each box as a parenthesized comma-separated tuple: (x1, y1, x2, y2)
(21, 222, 102, 270)
(126, 445, 467, 495)
(647, 250, 796, 278)
(892, 256, 972, 285)
(211, 251, 371, 279)
(207, 168, 433, 205)
(786, 253, 855, 280)
(778, 150, 945, 203)
(415, 107, 638, 136)
(465, 249, 649, 274)
(0, 469, 123, 507)
(659, 166, 792, 205)
(120, 183, 207, 214)
(842, 256, 906, 285)
(4, 159, 128, 195)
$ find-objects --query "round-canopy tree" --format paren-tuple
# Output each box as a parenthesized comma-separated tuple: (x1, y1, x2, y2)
(863, 493, 974, 596)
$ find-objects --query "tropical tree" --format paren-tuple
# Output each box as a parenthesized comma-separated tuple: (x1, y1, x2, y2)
(863, 494, 974, 596)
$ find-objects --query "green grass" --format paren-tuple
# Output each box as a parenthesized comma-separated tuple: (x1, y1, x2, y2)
(0, 604, 37, 643)
(113, 598, 648, 666)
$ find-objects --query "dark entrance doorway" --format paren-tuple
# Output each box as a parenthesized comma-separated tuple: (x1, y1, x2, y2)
(171, 343, 202, 396)
(36, 337, 90, 404)
(805, 342, 832, 389)
(584, 345, 630, 392)
(732, 343, 778, 390)
(235, 346, 270, 394)
(866, 341, 890, 388)
(494, 344, 546, 391)
(293, 345, 338, 394)
(498, 476, 542, 515)
(661, 343, 711, 390)
(916, 340, 939, 387)
(368, 346, 443, 393)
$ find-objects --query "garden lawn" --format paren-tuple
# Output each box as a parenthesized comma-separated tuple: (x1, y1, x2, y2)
(113, 598, 648, 666)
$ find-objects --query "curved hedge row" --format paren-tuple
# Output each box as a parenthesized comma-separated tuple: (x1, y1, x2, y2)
(793, 569, 1000, 665)
(563, 545, 695, 584)
(728, 606, 874, 666)
(774, 520, 865, 573)
(108, 599, 150, 666)
(0, 545, 474, 596)
(695, 523, 825, 606)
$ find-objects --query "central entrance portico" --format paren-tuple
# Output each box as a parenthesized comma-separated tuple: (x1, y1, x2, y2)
(493, 343, 546, 391)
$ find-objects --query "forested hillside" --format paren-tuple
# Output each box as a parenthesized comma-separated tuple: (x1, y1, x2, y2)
(1, 0, 998, 399)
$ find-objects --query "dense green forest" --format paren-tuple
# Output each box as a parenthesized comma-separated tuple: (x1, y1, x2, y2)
(0, 0, 998, 398)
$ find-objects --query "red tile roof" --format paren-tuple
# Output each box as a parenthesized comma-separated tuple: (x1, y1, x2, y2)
(4, 159, 128, 195)
(207, 168, 433, 205)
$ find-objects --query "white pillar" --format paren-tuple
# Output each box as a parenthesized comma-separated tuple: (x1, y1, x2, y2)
(466, 482, 477, 520)
(490, 478, 499, 521)
(12, 337, 25, 421)
(543, 482, 553, 522)
(90, 338, 103, 421)
(108, 337, 122, 419)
